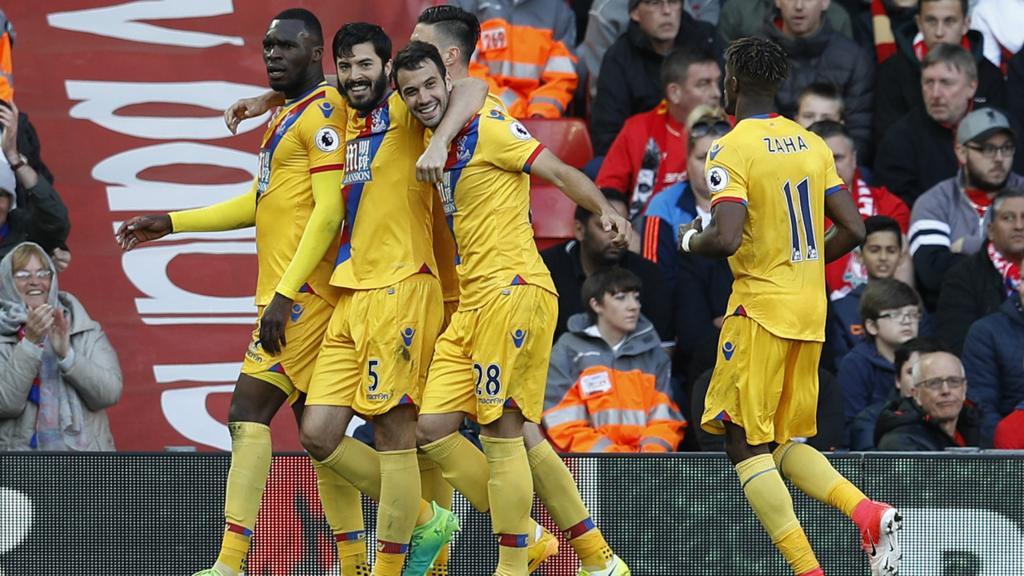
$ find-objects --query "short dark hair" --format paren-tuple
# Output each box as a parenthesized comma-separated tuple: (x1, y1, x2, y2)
(575, 189, 626, 224)
(991, 188, 1024, 216)
(581, 267, 642, 320)
(919, 0, 969, 17)
(894, 337, 949, 379)
(333, 22, 391, 64)
(274, 8, 323, 45)
(417, 5, 481, 66)
(798, 81, 845, 114)
(859, 278, 921, 324)
(922, 43, 977, 83)
(724, 37, 789, 95)
(392, 41, 446, 88)
(660, 44, 718, 88)
(864, 215, 903, 249)
(807, 119, 851, 143)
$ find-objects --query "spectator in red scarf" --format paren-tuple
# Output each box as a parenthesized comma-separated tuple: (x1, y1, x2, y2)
(873, 0, 1005, 146)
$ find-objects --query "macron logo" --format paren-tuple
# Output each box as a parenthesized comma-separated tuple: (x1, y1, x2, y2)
(722, 341, 736, 361)
(511, 329, 527, 349)
(709, 144, 723, 161)
(401, 327, 415, 347)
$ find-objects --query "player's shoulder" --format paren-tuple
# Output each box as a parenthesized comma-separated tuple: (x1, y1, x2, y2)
(296, 84, 345, 123)
(479, 107, 533, 141)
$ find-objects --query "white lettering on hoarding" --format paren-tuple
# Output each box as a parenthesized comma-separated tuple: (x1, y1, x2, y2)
(48, 0, 243, 48)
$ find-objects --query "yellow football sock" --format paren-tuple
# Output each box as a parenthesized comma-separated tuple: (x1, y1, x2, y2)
(736, 454, 819, 574)
(421, 432, 492, 513)
(419, 453, 453, 575)
(481, 436, 533, 575)
(374, 449, 420, 576)
(313, 460, 370, 576)
(216, 421, 271, 574)
(774, 441, 867, 517)
(527, 441, 611, 569)
(320, 436, 382, 502)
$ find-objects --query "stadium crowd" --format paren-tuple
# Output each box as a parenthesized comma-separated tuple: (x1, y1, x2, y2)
(3, 0, 1024, 456)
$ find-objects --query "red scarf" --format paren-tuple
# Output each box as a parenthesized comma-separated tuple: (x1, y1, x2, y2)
(988, 242, 1022, 296)
(913, 32, 973, 61)
(965, 187, 994, 218)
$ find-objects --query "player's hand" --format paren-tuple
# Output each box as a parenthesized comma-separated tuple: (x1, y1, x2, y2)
(416, 140, 448, 183)
(677, 218, 704, 252)
(115, 214, 173, 251)
(258, 293, 292, 356)
(24, 304, 54, 345)
(600, 211, 631, 248)
(224, 94, 272, 135)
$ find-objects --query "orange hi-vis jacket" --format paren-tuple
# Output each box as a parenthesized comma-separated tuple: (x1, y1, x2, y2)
(542, 313, 686, 453)
(0, 9, 13, 101)
(458, 0, 578, 119)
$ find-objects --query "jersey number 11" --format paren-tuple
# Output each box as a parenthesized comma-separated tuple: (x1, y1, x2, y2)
(782, 178, 819, 263)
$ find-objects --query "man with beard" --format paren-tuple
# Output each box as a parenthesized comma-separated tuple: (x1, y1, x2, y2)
(115, 10, 349, 576)
(909, 108, 1023, 311)
(391, 41, 633, 576)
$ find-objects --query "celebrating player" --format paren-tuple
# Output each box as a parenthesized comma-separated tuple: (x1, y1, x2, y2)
(678, 37, 902, 576)
(115, 10, 352, 576)
(392, 41, 632, 576)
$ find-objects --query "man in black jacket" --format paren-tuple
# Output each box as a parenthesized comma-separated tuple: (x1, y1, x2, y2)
(872, 0, 1005, 146)
(876, 350, 980, 450)
(936, 190, 1024, 355)
(875, 43, 977, 207)
(589, 0, 718, 156)
(0, 101, 69, 262)
(764, 0, 874, 158)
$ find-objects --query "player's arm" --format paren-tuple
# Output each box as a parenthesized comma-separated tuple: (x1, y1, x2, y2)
(822, 187, 866, 263)
(417, 77, 490, 182)
(680, 201, 746, 258)
(115, 187, 257, 251)
(529, 148, 631, 247)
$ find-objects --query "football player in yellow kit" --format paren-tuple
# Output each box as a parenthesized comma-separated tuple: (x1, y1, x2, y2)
(679, 37, 902, 576)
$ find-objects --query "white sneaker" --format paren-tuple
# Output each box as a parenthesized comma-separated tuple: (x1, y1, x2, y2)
(578, 555, 631, 576)
(865, 506, 903, 576)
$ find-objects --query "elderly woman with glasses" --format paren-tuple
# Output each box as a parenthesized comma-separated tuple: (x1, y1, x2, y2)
(0, 242, 121, 450)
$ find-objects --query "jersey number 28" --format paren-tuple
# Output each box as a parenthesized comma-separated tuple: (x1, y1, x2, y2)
(782, 178, 819, 263)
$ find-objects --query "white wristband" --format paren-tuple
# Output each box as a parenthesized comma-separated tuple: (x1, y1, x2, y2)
(681, 229, 698, 253)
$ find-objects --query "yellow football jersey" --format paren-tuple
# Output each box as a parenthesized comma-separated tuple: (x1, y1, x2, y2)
(332, 91, 437, 290)
(705, 114, 846, 341)
(436, 106, 557, 310)
(254, 81, 346, 306)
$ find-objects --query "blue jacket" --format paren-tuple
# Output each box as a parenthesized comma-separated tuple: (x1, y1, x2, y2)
(640, 181, 698, 287)
(832, 283, 866, 351)
(963, 295, 1024, 447)
(838, 341, 897, 432)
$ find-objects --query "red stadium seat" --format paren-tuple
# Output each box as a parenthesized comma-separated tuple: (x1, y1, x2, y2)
(520, 118, 593, 169)
(530, 183, 576, 250)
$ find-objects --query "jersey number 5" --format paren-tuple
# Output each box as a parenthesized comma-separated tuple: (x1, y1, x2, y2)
(782, 178, 819, 263)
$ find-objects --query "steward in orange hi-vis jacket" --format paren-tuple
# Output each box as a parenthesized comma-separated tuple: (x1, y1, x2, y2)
(457, 0, 578, 118)
(0, 9, 14, 101)
(542, 312, 686, 452)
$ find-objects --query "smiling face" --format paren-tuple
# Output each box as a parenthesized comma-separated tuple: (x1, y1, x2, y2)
(396, 59, 452, 129)
(13, 253, 52, 309)
(336, 42, 391, 113)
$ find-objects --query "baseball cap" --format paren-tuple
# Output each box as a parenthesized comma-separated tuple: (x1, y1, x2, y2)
(957, 108, 1015, 145)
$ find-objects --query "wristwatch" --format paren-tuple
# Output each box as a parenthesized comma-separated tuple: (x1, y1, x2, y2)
(8, 154, 26, 170)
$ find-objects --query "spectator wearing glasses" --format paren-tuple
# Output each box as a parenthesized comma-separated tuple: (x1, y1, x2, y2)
(0, 242, 122, 450)
(639, 105, 730, 285)
(596, 45, 721, 221)
(875, 350, 980, 450)
(590, 0, 719, 156)
(962, 248, 1024, 446)
(936, 188, 1024, 355)
(838, 279, 922, 431)
(911, 109, 1022, 311)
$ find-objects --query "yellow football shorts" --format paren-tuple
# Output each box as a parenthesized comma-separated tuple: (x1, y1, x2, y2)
(701, 314, 821, 445)
(240, 290, 334, 403)
(306, 273, 443, 416)
(421, 285, 557, 425)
